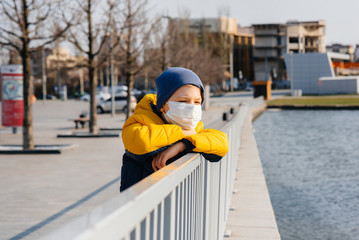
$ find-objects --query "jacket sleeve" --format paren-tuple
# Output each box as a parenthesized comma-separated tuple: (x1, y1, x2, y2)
(184, 128, 229, 162)
(122, 115, 186, 155)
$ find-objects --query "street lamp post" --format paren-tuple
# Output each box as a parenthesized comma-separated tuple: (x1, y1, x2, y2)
(109, 16, 115, 117)
(110, 39, 115, 117)
(42, 46, 47, 102)
(289, 51, 294, 96)
(229, 35, 234, 92)
(161, 16, 173, 68)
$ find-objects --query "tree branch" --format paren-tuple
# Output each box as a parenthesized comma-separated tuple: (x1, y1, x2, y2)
(0, 39, 21, 53)
(1, 1, 21, 27)
(0, 26, 22, 40)
(28, 3, 52, 26)
(68, 30, 88, 55)
(76, 0, 87, 12)
(93, 9, 114, 57)
(12, 0, 25, 33)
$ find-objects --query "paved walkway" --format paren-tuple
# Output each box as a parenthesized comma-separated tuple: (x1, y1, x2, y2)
(0, 100, 127, 240)
(225, 104, 281, 239)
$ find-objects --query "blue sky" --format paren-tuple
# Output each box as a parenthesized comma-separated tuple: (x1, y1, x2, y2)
(150, 0, 359, 47)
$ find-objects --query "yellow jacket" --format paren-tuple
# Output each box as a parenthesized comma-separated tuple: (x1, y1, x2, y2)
(122, 94, 228, 159)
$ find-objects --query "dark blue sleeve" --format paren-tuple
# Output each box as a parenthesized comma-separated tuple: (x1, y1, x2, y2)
(125, 139, 195, 168)
(124, 148, 165, 173)
(120, 153, 152, 192)
(200, 153, 223, 162)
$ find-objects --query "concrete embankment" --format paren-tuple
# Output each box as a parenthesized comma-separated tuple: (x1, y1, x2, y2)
(267, 95, 359, 110)
(267, 105, 359, 110)
(225, 102, 281, 240)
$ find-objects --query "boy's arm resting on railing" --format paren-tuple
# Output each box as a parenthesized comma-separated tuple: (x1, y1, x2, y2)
(122, 115, 228, 160)
(184, 121, 229, 161)
(120, 136, 195, 191)
(124, 139, 195, 170)
(122, 116, 185, 155)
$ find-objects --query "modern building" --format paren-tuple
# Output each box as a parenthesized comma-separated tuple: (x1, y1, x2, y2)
(45, 47, 84, 70)
(327, 43, 354, 62)
(252, 23, 287, 85)
(30, 47, 87, 97)
(325, 44, 359, 76)
(30, 47, 52, 80)
(353, 44, 359, 62)
(253, 20, 326, 87)
(284, 52, 359, 95)
(286, 20, 326, 53)
(233, 27, 255, 86)
(331, 61, 359, 76)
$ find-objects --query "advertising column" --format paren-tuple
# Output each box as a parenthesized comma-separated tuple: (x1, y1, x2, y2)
(1, 64, 24, 127)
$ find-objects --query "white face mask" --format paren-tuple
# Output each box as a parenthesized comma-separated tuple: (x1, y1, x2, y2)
(163, 101, 202, 130)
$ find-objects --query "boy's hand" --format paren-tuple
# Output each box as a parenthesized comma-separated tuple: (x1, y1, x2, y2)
(152, 142, 186, 171)
(182, 128, 197, 136)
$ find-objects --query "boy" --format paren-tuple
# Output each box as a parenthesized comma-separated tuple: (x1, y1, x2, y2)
(120, 67, 228, 191)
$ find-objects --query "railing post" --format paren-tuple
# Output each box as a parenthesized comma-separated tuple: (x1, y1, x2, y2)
(223, 112, 228, 121)
(202, 160, 210, 240)
(164, 192, 175, 240)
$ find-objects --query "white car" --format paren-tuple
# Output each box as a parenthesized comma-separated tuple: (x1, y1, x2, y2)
(97, 95, 137, 113)
(112, 88, 141, 98)
(245, 86, 253, 91)
(80, 92, 111, 102)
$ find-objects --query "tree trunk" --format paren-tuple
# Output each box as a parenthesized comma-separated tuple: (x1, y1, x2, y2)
(89, 58, 98, 134)
(22, 48, 34, 149)
(79, 68, 84, 93)
(126, 73, 134, 119)
(87, 0, 97, 134)
(22, 0, 34, 150)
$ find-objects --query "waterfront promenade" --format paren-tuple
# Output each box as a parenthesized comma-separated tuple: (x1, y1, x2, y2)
(225, 103, 280, 239)
(0, 92, 285, 240)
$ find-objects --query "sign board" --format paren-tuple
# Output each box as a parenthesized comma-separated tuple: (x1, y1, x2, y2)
(1, 64, 24, 126)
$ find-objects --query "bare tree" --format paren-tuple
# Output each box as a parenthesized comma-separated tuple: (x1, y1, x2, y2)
(139, 17, 171, 85)
(0, 0, 70, 149)
(118, 0, 156, 119)
(66, 0, 119, 134)
(159, 17, 224, 87)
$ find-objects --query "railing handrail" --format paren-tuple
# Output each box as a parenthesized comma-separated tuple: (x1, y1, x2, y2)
(39, 102, 250, 240)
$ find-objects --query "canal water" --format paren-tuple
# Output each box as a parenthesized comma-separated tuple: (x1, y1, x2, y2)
(253, 110, 359, 240)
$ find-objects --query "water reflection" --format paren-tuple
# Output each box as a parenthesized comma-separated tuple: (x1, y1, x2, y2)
(254, 110, 359, 240)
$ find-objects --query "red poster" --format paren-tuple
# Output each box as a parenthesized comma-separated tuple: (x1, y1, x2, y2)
(1, 65, 24, 126)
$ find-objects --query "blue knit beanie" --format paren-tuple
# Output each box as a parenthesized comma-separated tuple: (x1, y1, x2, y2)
(156, 67, 204, 112)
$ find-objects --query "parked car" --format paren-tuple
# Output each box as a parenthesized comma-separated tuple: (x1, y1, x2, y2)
(245, 86, 253, 91)
(36, 94, 57, 100)
(135, 90, 156, 102)
(80, 92, 111, 102)
(97, 95, 137, 114)
(111, 88, 143, 98)
(132, 88, 142, 97)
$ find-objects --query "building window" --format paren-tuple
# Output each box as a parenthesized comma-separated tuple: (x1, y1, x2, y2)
(289, 37, 299, 43)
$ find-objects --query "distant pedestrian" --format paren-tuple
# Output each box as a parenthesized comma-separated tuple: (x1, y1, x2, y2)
(120, 67, 228, 191)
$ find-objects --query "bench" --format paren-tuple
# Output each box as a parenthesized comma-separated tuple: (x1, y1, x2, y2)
(71, 118, 90, 129)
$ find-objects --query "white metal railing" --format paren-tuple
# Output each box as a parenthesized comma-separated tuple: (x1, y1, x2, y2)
(39, 103, 249, 240)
